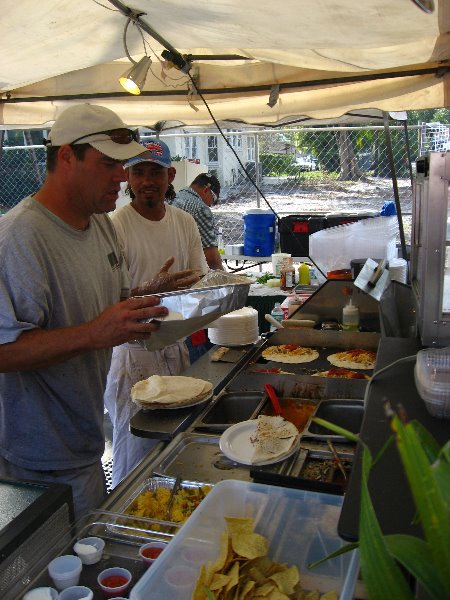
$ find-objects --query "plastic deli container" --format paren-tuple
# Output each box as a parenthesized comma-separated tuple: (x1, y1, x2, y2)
(130, 479, 359, 600)
(414, 347, 450, 419)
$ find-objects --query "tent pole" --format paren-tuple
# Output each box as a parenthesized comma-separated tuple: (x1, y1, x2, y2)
(402, 118, 414, 189)
(382, 112, 408, 262)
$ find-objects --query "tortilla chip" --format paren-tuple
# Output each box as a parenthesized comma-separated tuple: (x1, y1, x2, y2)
(192, 565, 211, 600)
(226, 517, 256, 536)
(239, 579, 256, 599)
(319, 593, 338, 600)
(210, 572, 232, 591)
(304, 592, 320, 600)
(231, 532, 268, 559)
(269, 566, 300, 595)
(225, 560, 241, 592)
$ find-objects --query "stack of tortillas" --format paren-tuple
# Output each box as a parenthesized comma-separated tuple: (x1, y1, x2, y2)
(131, 375, 213, 409)
(251, 415, 299, 463)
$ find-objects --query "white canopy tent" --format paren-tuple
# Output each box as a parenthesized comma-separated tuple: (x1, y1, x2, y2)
(1, 0, 449, 129)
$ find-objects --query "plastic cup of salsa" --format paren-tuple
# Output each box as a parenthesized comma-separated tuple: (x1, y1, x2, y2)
(97, 567, 132, 598)
(139, 541, 167, 567)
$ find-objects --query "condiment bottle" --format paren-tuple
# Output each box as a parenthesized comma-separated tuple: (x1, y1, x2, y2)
(280, 257, 295, 291)
(342, 298, 360, 331)
(298, 262, 310, 285)
(270, 302, 284, 331)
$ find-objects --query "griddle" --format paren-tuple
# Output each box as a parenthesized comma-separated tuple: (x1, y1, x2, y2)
(247, 328, 380, 377)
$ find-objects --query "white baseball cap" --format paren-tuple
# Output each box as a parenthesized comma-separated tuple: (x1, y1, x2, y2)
(47, 104, 146, 161)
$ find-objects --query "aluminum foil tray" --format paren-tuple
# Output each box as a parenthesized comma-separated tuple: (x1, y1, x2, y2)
(140, 283, 250, 351)
(108, 476, 212, 541)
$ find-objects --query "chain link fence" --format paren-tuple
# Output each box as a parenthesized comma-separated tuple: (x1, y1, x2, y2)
(1, 123, 444, 247)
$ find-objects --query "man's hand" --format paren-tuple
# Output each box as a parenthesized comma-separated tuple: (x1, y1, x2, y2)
(0, 295, 168, 372)
(88, 295, 168, 348)
(134, 256, 202, 295)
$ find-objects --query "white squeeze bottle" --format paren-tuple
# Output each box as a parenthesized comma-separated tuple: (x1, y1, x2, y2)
(270, 302, 284, 331)
(342, 298, 360, 331)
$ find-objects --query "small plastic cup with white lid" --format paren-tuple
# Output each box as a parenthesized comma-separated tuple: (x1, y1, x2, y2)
(22, 587, 59, 600)
(73, 536, 105, 565)
(47, 554, 82, 591)
(58, 585, 93, 600)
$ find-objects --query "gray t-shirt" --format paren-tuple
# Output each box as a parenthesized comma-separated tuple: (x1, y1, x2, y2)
(0, 197, 129, 470)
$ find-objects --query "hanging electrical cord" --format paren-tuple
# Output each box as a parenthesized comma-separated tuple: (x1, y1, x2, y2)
(186, 71, 280, 223)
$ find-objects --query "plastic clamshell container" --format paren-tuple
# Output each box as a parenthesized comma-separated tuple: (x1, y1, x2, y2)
(414, 347, 450, 418)
(130, 479, 359, 600)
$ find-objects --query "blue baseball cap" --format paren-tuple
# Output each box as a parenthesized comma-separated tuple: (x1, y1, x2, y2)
(124, 138, 172, 168)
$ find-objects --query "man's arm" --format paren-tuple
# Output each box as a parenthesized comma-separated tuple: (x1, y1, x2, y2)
(204, 246, 224, 270)
(0, 296, 167, 372)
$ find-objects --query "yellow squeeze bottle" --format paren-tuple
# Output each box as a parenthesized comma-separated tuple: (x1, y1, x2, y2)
(299, 262, 310, 285)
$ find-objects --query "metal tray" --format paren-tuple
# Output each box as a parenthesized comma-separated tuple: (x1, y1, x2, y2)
(111, 477, 213, 537)
(16, 511, 178, 600)
(304, 399, 365, 441)
(251, 448, 354, 496)
(150, 432, 305, 483)
(194, 390, 266, 432)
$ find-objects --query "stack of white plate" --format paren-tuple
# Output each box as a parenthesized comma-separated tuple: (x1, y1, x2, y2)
(208, 307, 259, 346)
(389, 258, 408, 284)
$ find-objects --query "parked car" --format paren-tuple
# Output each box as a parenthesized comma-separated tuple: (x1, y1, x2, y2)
(295, 154, 317, 171)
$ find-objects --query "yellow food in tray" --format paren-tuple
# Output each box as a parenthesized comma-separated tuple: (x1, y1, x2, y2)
(126, 484, 213, 526)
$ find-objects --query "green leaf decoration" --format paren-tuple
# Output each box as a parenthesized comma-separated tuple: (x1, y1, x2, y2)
(384, 534, 448, 600)
(309, 406, 449, 600)
(310, 417, 360, 444)
(358, 446, 414, 600)
(389, 415, 450, 598)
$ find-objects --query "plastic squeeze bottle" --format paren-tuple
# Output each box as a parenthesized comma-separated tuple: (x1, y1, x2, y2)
(298, 262, 310, 285)
(342, 298, 360, 331)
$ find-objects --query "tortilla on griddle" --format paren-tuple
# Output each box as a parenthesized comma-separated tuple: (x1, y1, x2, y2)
(261, 344, 319, 364)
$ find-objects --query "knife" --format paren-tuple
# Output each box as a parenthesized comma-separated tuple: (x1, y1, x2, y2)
(165, 474, 182, 521)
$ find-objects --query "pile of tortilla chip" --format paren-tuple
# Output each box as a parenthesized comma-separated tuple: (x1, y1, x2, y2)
(191, 517, 337, 600)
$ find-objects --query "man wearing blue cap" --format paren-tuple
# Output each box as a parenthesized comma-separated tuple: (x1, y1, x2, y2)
(104, 138, 208, 487)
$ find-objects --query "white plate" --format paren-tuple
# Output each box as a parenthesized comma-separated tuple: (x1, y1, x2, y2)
(139, 391, 213, 411)
(219, 420, 300, 466)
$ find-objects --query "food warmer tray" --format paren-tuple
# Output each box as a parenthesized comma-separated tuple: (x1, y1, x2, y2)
(247, 328, 380, 377)
(146, 431, 315, 484)
(17, 510, 181, 600)
(194, 390, 266, 432)
(109, 476, 212, 539)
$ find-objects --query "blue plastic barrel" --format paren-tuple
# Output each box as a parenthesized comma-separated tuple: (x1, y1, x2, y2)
(243, 210, 276, 256)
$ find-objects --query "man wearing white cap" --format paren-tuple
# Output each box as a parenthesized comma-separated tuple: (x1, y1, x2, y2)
(104, 138, 208, 487)
(0, 104, 168, 519)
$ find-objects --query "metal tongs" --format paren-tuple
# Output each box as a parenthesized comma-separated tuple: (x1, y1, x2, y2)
(165, 474, 182, 521)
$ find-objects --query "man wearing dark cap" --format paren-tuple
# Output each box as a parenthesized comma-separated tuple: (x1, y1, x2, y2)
(0, 104, 168, 519)
(104, 138, 207, 487)
(171, 173, 224, 270)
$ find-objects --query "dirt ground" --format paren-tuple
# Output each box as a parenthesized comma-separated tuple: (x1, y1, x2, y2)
(213, 176, 413, 246)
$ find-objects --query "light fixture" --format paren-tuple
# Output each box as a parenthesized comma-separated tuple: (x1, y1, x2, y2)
(118, 16, 152, 95)
(119, 56, 152, 95)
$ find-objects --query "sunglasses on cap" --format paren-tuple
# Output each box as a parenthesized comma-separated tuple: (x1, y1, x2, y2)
(43, 128, 140, 147)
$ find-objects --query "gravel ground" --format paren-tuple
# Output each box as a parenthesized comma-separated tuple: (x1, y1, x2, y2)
(213, 176, 412, 247)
